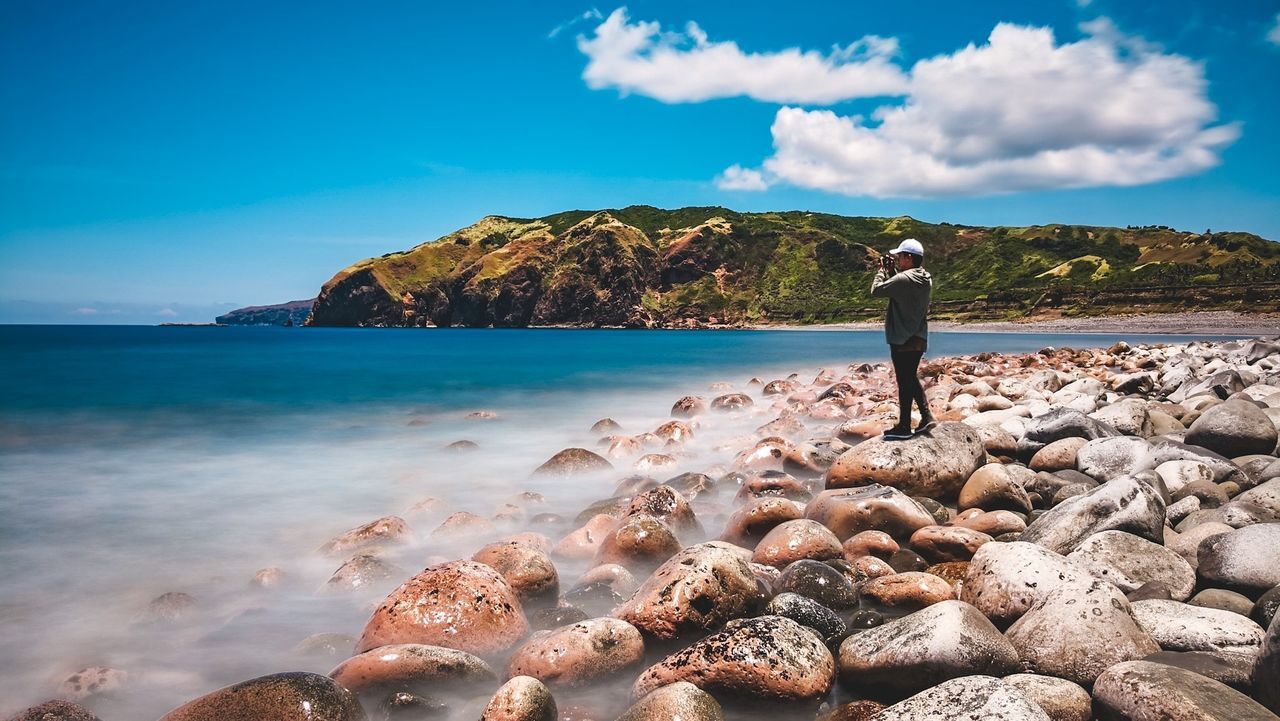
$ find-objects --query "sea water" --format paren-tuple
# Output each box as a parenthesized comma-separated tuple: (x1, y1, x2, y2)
(0, 326, 1235, 718)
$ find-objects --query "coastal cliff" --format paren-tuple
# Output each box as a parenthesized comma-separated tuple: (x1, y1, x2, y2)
(307, 206, 1280, 328)
(216, 299, 314, 326)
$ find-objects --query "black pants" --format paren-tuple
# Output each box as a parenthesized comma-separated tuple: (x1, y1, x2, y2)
(891, 349, 928, 427)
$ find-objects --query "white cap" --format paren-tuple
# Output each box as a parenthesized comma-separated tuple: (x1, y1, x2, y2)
(889, 238, 924, 256)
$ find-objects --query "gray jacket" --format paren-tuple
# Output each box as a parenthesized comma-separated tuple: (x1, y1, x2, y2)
(871, 267, 933, 347)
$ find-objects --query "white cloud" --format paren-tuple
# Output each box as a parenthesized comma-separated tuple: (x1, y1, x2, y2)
(749, 20, 1239, 197)
(72, 307, 98, 315)
(157, 308, 179, 317)
(1268, 12, 1280, 45)
(576, 8, 909, 103)
(549, 9, 603, 39)
(715, 165, 771, 191)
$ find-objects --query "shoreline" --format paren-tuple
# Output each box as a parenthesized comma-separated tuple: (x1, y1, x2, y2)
(750, 309, 1280, 337)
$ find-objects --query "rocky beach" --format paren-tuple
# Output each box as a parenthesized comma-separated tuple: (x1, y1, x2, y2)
(9, 333, 1280, 721)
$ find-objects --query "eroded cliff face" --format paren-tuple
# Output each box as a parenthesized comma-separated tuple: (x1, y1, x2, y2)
(306, 206, 1280, 328)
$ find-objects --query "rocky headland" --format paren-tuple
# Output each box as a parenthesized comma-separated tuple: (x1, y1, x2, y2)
(13, 335, 1280, 721)
(215, 299, 315, 326)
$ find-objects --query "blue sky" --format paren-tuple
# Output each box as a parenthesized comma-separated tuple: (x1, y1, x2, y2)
(2, 0, 1278, 323)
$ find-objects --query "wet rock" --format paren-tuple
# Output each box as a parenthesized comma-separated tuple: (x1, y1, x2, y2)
(671, 396, 707, 418)
(377, 692, 448, 720)
(924, 561, 970, 595)
(765, 592, 847, 646)
(825, 422, 986, 499)
(1067, 530, 1196, 601)
(614, 542, 761, 641)
(859, 572, 954, 613)
(328, 644, 495, 695)
(842, 530, 899, 561)
(960, 541, 1093, 626)
(872, 675, 1050, 720)
(886, 548, 930, 573)
(1185, 399, 1279, 458)
(1189, 588, 1256, 617)
(710, 393, 753, 411)
(251, 567, 285, 588)
(55, 666, 128, 702)
(473, 541, 559, 607)
(534, 448, 613, 476)
(530, 606, 589, 631)
(1093, 660, 1277, 721)
(1020, 475, 1165, 554)
(665, 472, 719, 500)
(575, 563, 638, 597)
(805, 485, 935, 541)
(591, 418, 622, 434)
(1130, 599, 1264, 659)
(957, 464, 1034, 513)
(951, 509, 1027, 536)
(654, 420, 694, 443)
(615, 682, 723, 721)
(752, 519, 843, 568)
(506, 617, 645, 688)
(734, 471, 811, 504)
(429, 511, 496, 541)
(325, 554, 403, 593)
(837, 600, 1020, 694)
(142, 591, 197, 623)
(594, 514, 682, 573)
(1001, 674, 1091, 721)
(356, 560, 528, 655)
(776, 559, 858, 610)
(480, 676, 556, 721)
(720, 497, 804, 547)
(1076, 436, 1156, 482)
(1256, 612, 1280, 714)
(632, 615, 835, 702)
(815, 700, 885, 721)
(319, 516, 412, 557)
(908, 525, 992, 563)
(1143, 650, 1254, 690)
(1006, 581, 1159, 686)
(158, 672, 365, 721)
(627, 486, 701, 539)
(1197, 523, 1280, 592)
(554, 514, 620, 560)
(6, 701, 101, 721)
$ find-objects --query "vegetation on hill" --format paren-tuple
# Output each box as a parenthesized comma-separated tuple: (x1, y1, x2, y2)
(305, 206, 1280, 328)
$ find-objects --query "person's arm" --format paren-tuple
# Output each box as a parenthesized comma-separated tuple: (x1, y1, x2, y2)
(871, 267, 914, 298)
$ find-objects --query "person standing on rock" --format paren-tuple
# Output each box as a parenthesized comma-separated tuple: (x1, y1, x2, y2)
(872, 238, 935, 440)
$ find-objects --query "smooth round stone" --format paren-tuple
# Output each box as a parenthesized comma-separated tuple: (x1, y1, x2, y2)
(671, 396, 707, 418)
(632, 615, 835, 703)
(1189, 588, 1256, 617)
(591, 418, 622, 434)
(1076, 436, 1156, 482)
(924, 561, 969, 595)
(950, 509, 1026, 536)
(1185, 400, 1279, 458)
(479, 676, 556, 721)
(575, 563, 638, 597)
(1028, 437, 1088, 472)
(158, 672, 365, 721)
(859, 572, 953, 613)
(841, 530, 899, 560)
(710, 392, 753, 411)
(472, 542, 559, 606)
(1021, 475, 1166, 554)
(534, 448, 613, 476)
(593, 514, 682, 573)
(849, 555, 895, 579)
(1094, 660, 1278, 721)
(1091, 398, 1153, 436)
(1198, 523, 1280, 592)
(653, 419, 694, 443)
(665, 472, 718, 500)
(319, 516, 412, 557)
(627, 486, 701, 538)
(356, 561, 528, 655)
(960, 541, 1092, 625)
(1155, 460, 1216, 495)
(378, 692, 449, 720)
(324, 554, 402, 593)
(908, 525, 992, 563)
(873, 675, 1050, 721)
(765, 592, 847, 646)
(142, 591, 197, 624)
(1006, 581, 1159, 686)
(815, 700, 886, 721)
(1236, 478, 1280, 517)
(720, 497, 805, 547)
(1142, 650, 1256, 690)
(776, 559, 858, 610)
(1018, 407, 1120, 459)
(1172, 479, 1230, 509)
(957, 464, 1033, 513)
(506, 618, 645, 688)
(804, 486, 935, 541)
(614, 542, 761, 641)
(554, 514, 620, 560)
(328, 644, 495, 695)
(734, 471, 812, 504)
(825, 422, 986, 499)
(887, 548, 930, 573)
(752, 519, 843, 568)
(1067, 530, 1196, 601)
(1253, 586, 1280, 628)
(6, 701, 101, 721)
(1001, 674, 1091, 721)
(615, 682, 723, 721)
(1130, 599, 1265, 659)
(251, 566, 286, 588)
(429, 511, 496, 541)
(56, 666, 128, 701)
(837, 600, 1020, 694)
(1165, 521, 1233, 568)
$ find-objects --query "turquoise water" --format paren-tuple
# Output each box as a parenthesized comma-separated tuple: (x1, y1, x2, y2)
(0, 325, 1237, 717)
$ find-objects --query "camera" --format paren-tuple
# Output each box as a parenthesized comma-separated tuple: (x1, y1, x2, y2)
(880, 254, 895, 272)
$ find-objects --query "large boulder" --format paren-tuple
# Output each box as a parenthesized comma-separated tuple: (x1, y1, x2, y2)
(1006, 581, 1159, 686)
(328, 644, 495, 694)
(505, 617, 645, 688)
(356, 561, 528, 655)
(614, 542, 762, 641)
(1093, 660, 1278, 721)
(1186, 400, 1279, 457)
(1076, 437, 1156, 482)
(752, 519, 843, 568)
(534, 448, 613, 476)
(615, 682, 723, 721)
(472, 542, 559, 606)
(158, 672, 365, 721)
(1020, 475, 1166, 554)
(825, 422, 985, 499)
(957, 464, 1034, 513)
(836, 600, 1019, 693)
(1197, 523, 1280, 593)
(1067, 530, 1196, 601)
(871, 675, 1051, 720)
(960, 541, 1093, 626)
(1130, 599, 1265, 660)
(804, 486, 935, 541)
(632, 615, 835, 703)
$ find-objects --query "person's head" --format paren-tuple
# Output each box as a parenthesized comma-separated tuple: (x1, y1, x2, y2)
(889, 238, 924, 270)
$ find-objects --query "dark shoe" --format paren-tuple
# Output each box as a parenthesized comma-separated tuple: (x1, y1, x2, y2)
(883, 425, 913, 440)
(914, 419, 937, 435)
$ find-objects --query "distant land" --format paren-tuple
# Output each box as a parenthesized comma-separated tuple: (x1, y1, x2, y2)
(216, 298, 314, 326)
(218, 206, 1280, 327)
